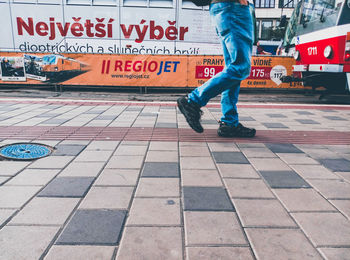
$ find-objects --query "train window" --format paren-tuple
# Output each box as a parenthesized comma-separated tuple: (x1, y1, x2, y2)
(255, 0, 275, 8)
(13, 0, 36, 3)
(93, 0, 117, 5)
(38, 0, 62, 3)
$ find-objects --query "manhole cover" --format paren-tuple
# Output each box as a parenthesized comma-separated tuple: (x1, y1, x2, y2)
(0, 143, 53, 161)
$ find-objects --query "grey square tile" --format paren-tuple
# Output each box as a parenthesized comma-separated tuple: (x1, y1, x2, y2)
(212, 152, 249, 164)
(294, 111, 314, 115)
(318, 159, 350, 172)
(126, 107, 142, 111)
(262, 123, 288, 129)
(141, 162, 179, 178)
(201, 120, 218, 125)
(155, 123, 177, 128)
(240, 116, 255, 121)
(38, 177, 94, 197)
(266, 143, 303, 153)
(43, 119, 68, 125)
(267, 114, 287, 118)
(296, 119, 320, 124)
(35, 113, 59, 118)
(324, 116, 347, 121)
(52, 145, 86, 156)
(56, 209, 126, 245)
(260, 171, 311, 189)
(183, 187, 234, 211)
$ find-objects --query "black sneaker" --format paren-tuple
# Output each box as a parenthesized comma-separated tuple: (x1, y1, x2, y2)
(217, 121, 256, 138)
(177, 96, 203, 133)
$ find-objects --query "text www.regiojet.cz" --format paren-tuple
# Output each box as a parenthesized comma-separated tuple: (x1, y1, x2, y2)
(111, 74, 150, 79)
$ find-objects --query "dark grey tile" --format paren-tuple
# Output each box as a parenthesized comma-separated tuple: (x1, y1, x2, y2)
(208, 108, 221, 112)
(267, 114, 287, 118)
(318, 159, 350, 172)
(38, 177, 94, 197)
(212, 152, 249, 164)
(53, 144, 86, 156)
(183, 187, 234, 211)
(266, 143, 303, 153)
(296, 119, 320, 124)
(155, 123, 177, 128)
(126, 107, 143, 111)
(294, 111, 314, 115)
(324, 116, 347, 121)
(141, 162, 179, 178)
(56, 209, 127, 245)
(140, 113, 158, 117)
(201, 120, 218, 125)
(43, 119, 68, 124)
(240, 116, 255, 121)
(262, 123, 288, 129)
(321, 109, 336, 113)
(260, 171, 311, 189)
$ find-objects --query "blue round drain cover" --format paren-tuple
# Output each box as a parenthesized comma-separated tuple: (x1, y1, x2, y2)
(0, 143, 53, 160)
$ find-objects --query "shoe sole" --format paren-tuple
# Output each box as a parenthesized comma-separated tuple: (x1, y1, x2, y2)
(177, 98, 203, 133)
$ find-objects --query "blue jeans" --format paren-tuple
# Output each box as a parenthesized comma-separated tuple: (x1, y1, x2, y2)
(188, 2, 254, 126)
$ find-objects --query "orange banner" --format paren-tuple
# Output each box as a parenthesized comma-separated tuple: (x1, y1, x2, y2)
(0, 52, 300, 89)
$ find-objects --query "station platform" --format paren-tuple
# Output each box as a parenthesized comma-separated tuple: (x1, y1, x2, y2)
(0, 97, 349, 260)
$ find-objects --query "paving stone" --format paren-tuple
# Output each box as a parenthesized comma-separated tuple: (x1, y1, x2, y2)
(0, 161, 30, 176)
(0, 209, 16, 226)
(181, 169, 222, 187)
(307, 179, 350, 199)
(74, 150, 113, 162)
(86, 141, 120, 150)
(56, 209, 127, 245)
(6, 169, 59, 186)
(225, 179, 275, 198)
(180, 157, 216, 170)
(240, 116, 255, 121)
(260, 171, 311, 189)
(296, 119, 320, 124)
(217, 164, 260, 178)
(94, 169, 139, 186)
(52, 144, 86, 156)
(290, 164, 339, 179)
(0, 186, 41, 208)
(38, 177, 94, 198)
(183, 187, 234, 211)
(262, 123, 288, 128)
(292, 212, 350, 247)
(114, 145, 147, 156)
(317, 159, 350, 172)
(186, 247, 254, 260)
(246, 228, 322, 260)
(10, 197, 79, 225)
(106, 156, 144, 169)
(149, 141, 178, 151)
(135, 178, 179, 197)
(212, 152, 249, 164)
(330, 200, 350, 219)
(201, 119, 219, 124)
(273, 189, 334, 212)
(116, 227, 182, 260)
(29, 156, 74, 169)
(59, 162, 105, 177)
(43, 118, 68, 124)
(156, 122, 177, 128)
(207, 142, 240, 152)
(249, 158, 292, 171)
(141, 162, 179, 177)
(318, 248, 350, 260)
(294, 111, 314, 115)
(336, 171, 350, 182)
(180, 146, 211, 157)
(184, 211, 246, 245)
(241, 147, 277, 158)
(267, 114, 287, 118)
(277, 153, 319, 164)
(266, 143, 303, 153)
(234, 199, 297, 227)
(0, 226, 59, 260)
(80, 186, 133, 209)
(45, 245, 115, 260)
(146, 151, 178, 162)
(324, 116, 347, 120)
(127, 198, 180, 225)
(0, 176, 9, 185)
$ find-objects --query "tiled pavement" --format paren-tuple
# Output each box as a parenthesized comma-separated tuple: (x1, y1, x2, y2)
(0, 98, 350, 260)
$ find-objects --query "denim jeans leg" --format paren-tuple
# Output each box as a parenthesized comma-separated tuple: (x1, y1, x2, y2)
(188, 2, 253, 126)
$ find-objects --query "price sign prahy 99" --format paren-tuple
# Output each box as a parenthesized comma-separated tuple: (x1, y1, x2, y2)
(195, 66, 224, 79)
